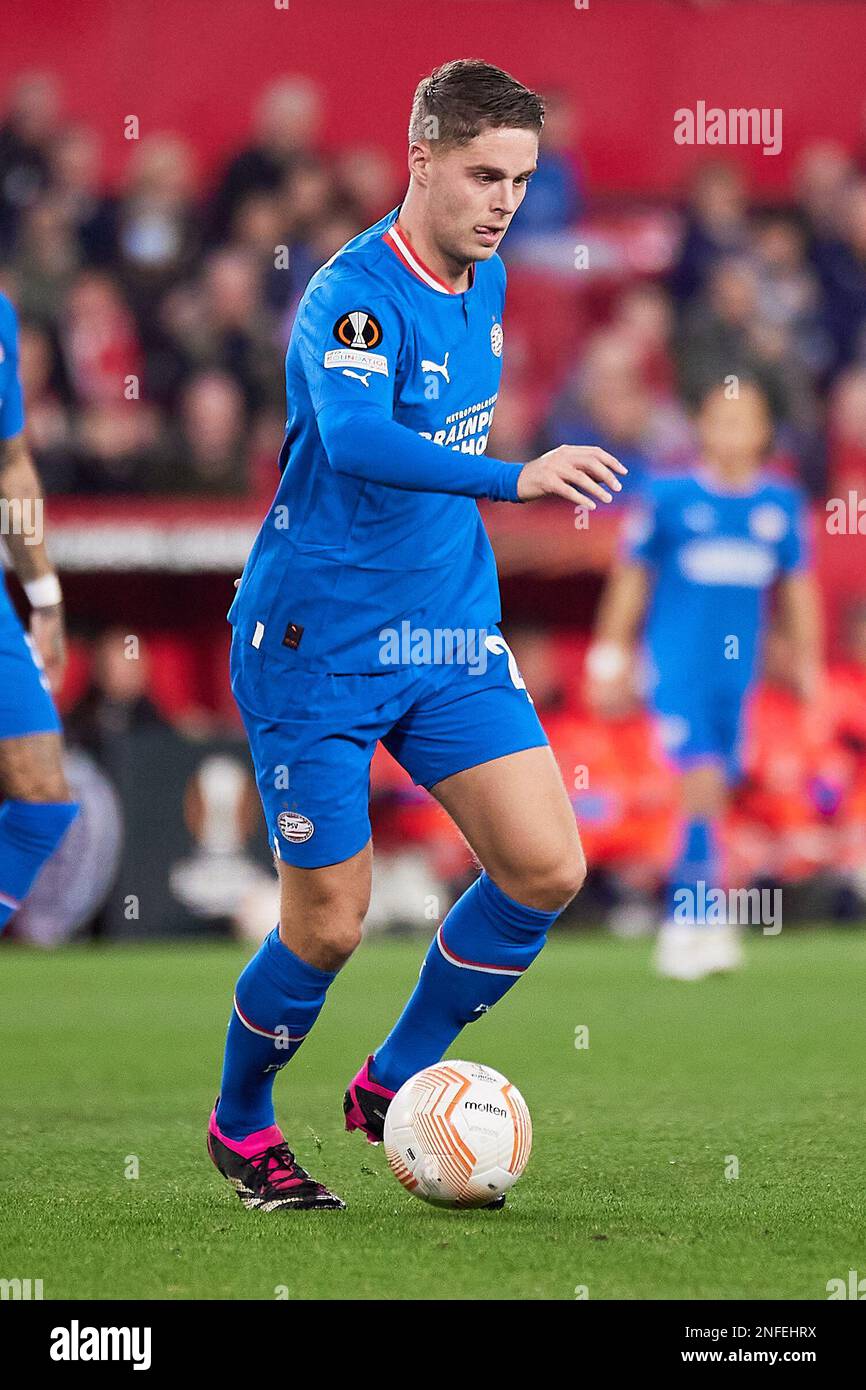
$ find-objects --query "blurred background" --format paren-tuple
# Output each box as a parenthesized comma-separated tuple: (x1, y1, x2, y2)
(1, 0, 866, 945)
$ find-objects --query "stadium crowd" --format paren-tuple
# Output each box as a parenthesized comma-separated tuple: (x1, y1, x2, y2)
(2, 69, 866, 930)
(3, 71, 866, 500)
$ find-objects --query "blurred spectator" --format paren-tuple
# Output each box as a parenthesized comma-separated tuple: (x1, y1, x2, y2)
(828, 364, 866, 492)
(96, 134, 200, 330)
(47, 124, 111, 265)
(810, 180, 866, 374)
(676, 256, 821, 480)
(74, 401, 163, 494)
(228, 189, 295, 315)
(208, 77, 323, 245)
(752, 211, 831, 379)
(611, 281, 676, 393)
(333, 145, 400, 226)
(794, 140, 856, 241)
(538, 328, 691, 480)
(151, 370, 249, 495)
(268, 155, 343, 302)
(0, 72, 60, 252)
(486, 373, 538, 462)
(729, 627, 860, 889)
(161, 248, 280, 412)
(10, 195, 80, 323)
(507, 88, 584, 240)
(16, 318, 75, 490)
(59, 270, 143, 406)
(66, 630, 168, 757)
(668, 159, 750, 306)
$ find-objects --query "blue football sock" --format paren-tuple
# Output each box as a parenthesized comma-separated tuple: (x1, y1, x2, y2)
(216, 927, 337, 1140)
(372, 872, 560, 1093)
(666, 817, 719, 925)
(0, 799, 79, 931)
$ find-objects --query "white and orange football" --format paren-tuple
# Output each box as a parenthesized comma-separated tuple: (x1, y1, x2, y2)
(383, 1060, 532, 1208)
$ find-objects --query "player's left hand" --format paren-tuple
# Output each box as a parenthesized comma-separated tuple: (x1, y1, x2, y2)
(30, 604, 68, 691)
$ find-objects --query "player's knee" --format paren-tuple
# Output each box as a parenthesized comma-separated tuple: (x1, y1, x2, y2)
(534, 853, 586, 912)
(282, 878, 369, 968)
(315, 909, 366, 965)
(502, 840, 587, 913)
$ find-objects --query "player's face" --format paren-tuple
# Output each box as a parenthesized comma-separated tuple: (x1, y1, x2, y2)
(422, 126, 538, 263)
(697, 387, 773, 474)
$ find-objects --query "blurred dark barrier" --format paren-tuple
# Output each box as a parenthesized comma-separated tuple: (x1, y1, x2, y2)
(92, 726, 274, 940)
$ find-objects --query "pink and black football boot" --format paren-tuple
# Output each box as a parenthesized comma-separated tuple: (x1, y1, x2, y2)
(343, 1055, 396, 1144)
(208, 1104, 345, 1211)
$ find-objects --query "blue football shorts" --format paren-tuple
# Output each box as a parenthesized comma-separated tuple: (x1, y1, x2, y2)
(0, 611, 61, 740)
(651, 677, 749, 783)
(230, 624, 549, 868)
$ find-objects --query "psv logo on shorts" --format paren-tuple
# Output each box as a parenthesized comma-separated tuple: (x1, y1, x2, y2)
(277, 811, 315, 843)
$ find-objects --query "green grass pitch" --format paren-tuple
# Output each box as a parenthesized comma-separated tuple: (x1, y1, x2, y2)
(1, 929, 864, 1301)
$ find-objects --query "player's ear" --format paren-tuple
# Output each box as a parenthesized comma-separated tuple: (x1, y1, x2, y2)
(408, 140, 433, 187)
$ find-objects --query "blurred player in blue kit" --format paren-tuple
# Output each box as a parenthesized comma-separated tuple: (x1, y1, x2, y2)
(208, 60, 629, 1210)
(0, 292, 79, 935)
(588, 380, 821, 979)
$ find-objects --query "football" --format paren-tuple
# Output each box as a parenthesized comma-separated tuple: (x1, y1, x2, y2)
(383, 1060, 532, 1207)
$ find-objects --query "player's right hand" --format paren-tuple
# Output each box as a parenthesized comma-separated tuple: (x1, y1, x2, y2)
(516, 445, 627, 507)
(583, 640, 636, 717)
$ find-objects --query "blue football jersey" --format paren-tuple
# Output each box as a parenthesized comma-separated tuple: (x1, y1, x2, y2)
(0, 292, 25, 628)
(229, 208, 519, 672)
(626, 469, 809, 690)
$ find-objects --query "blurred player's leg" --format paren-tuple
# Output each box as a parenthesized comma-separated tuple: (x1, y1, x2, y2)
(0, 618, 79, 931)
(0, 733, 79, 931)
(656, 759, 743, 980)
(360, 746, 584, 1104)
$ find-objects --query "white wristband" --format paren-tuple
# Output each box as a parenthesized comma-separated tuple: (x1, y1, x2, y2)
(586, 641, 629, 681)
(24, 573, 63, 609)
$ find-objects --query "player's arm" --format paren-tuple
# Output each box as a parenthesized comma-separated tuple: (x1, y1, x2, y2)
(585, 559, 651, 712)
(322, 405, 626, 506)
(772, 491, 822, 702)
(0, 432, 67, 688)
(584, 492, 660, 713)
(304, 284, 626, 504)
(775, 570, 823, 702)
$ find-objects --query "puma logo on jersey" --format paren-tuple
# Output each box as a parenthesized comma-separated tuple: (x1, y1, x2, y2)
(342, 368, 371, 387)
(421, 351, 450, 384)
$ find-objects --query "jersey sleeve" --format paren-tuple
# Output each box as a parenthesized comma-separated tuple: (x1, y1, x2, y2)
(0, 300, 25, 440)
(777, 487, 810, 573)
(297, 266, 522, 503)
(296, 271, 403, 418)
